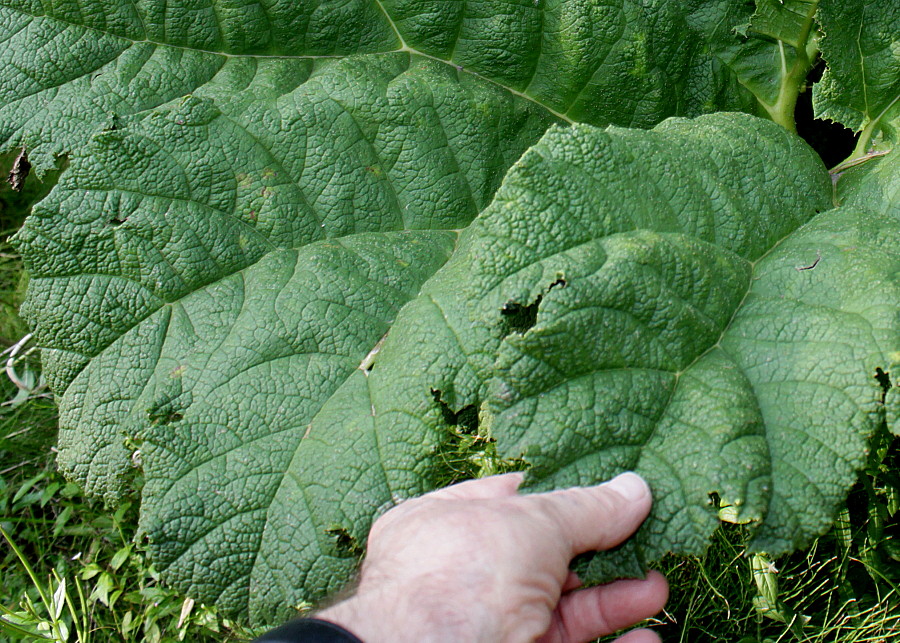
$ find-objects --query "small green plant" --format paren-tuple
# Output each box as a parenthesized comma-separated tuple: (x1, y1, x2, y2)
(0, 467, 264, 642)
(1, 523, 91, 642)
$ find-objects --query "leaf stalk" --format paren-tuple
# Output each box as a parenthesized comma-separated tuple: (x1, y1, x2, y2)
(757, 3, 820, 133)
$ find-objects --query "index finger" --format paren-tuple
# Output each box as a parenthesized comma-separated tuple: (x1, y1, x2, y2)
(528, 472, 652, 555)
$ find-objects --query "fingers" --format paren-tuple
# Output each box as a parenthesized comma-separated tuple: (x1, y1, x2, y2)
(614, 629, 662, 643)
(538, 571, 668, 643)
(529, 472, 652, 555)
(561, 571, 582, 593)
(432, 471, 525, 500)
(436, 471, 652, 554)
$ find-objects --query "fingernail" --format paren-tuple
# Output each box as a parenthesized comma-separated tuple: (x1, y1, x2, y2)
(605, 472, 650, 502)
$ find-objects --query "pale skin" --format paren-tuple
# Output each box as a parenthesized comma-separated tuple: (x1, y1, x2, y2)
(317, 472, 668, 643)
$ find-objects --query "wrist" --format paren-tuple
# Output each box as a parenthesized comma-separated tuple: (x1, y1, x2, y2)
(316, 577, 488, 643)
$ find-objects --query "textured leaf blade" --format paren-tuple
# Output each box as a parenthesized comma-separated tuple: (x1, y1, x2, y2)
(833, 148, 900, 436)
(491, 122, 897, 559)
(302, 112, 896, 590)
(0, 0, 400, 54)
(2, 1, 759, 173)
(0, 7, 230, 171)
(15, 54, 553, 503)
(751, 0, 819, 48)
(132, 233, 457, 615)
(381, 0, 757, 125)
(813, 1, 900, 149)
(837, 148, 900, 216)
(729, 206, 899, 552)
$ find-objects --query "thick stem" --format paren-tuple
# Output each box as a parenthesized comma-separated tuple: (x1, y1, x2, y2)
(758, 3, 820, 133)
(850, 119, 879, 159)
(766, 73, 802, 132)
(761, 53, 812, 133)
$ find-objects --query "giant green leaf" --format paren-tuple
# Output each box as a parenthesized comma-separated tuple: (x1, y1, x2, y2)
(1, 0, 758, 173)
(5, 0, 900, 628)
(307, 113, 896, 583)
(813, 1, 900, 153)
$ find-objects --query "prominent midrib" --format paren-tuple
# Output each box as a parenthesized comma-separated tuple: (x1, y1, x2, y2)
(3, 6, 571, 124)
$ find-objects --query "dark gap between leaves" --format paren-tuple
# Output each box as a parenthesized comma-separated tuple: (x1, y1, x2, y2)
(795, 59, 858, 168)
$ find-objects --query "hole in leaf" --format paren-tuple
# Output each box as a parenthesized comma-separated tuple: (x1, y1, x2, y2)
(1, 153, 67, 228)
(432, 389, 479, 434)
(6, 149, 30, 192)
(500, 278, 566, 336)
(428, 391, 527, 487)
(147, 407, 184, 426)
(325, 527, 363, 557)
(501, 297, 542, 334)
(108, 215, 127, 226)
(875, 368, 892, 396)
(358, 333, 387, 375)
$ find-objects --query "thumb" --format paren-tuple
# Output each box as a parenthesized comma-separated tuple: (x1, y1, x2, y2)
(527, 472, 652, 556)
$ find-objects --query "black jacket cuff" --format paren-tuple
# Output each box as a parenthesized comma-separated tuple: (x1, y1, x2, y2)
(252, 618, 364, 642)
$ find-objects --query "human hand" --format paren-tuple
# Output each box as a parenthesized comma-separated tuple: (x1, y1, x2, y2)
(317, 472, 668, 643)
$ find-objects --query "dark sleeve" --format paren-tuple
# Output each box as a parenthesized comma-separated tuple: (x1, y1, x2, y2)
(251, 618, 364, 643)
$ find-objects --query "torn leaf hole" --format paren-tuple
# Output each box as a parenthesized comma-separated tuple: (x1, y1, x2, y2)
(326, 527, 363, 557)
(875, 368, 892, 397)
(500, 279, 566, 336)
(432, 389, 479, 434)
(501, 297, 541, 334)
(711, 491, 738, 522)
(7, 148, 30, 192)
(358, 333, 388, 375)
(108, 215, 127, 226)
(147, 408, 184, 426)
(548, 278, 567, 290)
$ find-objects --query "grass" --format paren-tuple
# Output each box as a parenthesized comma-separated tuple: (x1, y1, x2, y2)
(627, 514, 900, 642)
(1, 153, 898, 641)
(601, 421, 900, 643)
